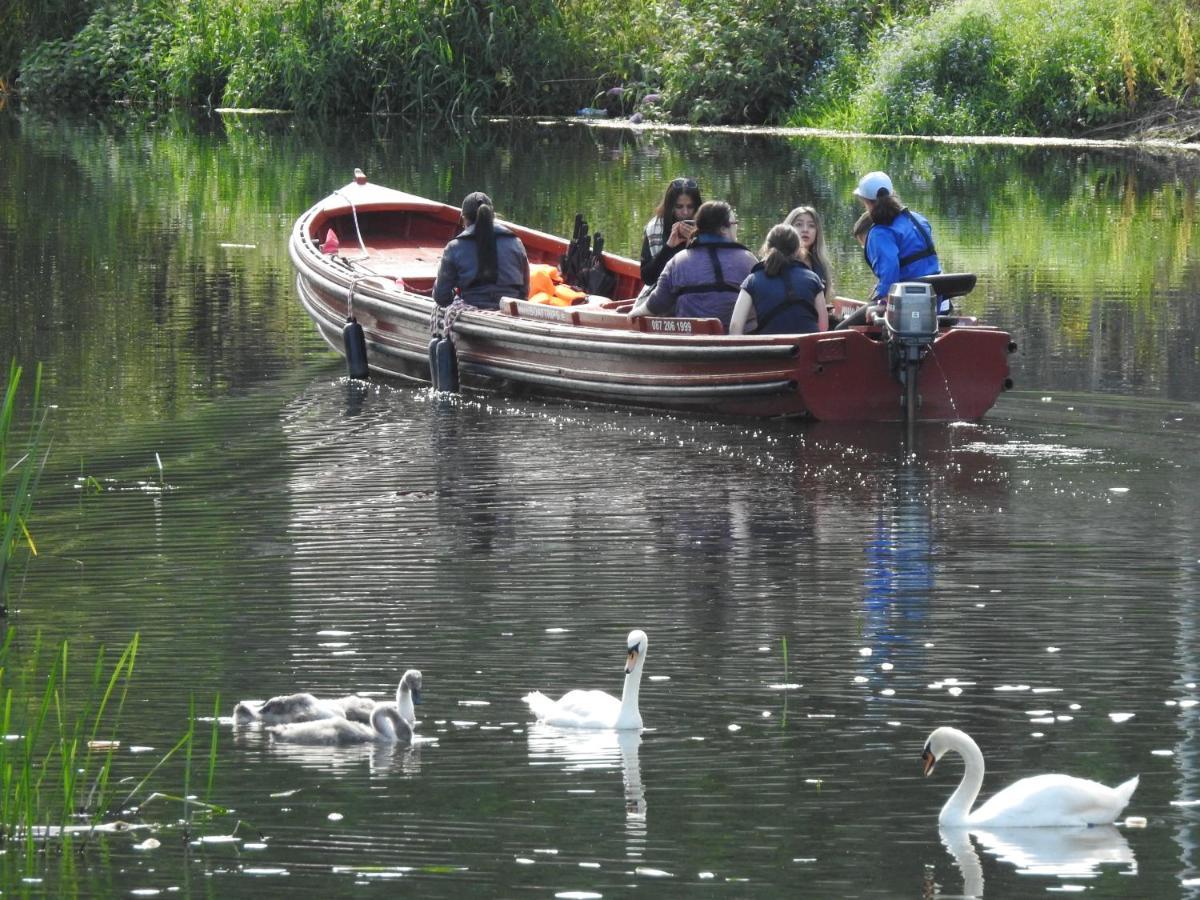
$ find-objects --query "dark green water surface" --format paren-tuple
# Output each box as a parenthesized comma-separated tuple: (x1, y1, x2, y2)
(1, 110, 1199, 897)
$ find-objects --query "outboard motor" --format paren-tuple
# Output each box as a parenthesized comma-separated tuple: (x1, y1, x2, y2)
(884, 282, 939, 417)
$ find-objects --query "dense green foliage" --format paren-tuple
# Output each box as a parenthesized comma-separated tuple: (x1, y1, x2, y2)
(830, 0, 1199, 135)
(6, 0, 1200, 135)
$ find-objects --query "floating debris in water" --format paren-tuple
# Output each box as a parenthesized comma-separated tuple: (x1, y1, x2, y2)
(317, 629, 353, 637)
(328, 813, 343, 821)
(218, 242, 257, 249)
(133, 838, 160, 851)
(948, 687, 963, 697)
(88, 740, 120, 751)
(635, 867, 673, 878)
(1152, 749, 1174, 757)
(129, 745, 155, 753)
(1109, 487, 1130, 494)
(698, 871, 715, 879)
(1026, 710, 1053, 716)
(567, 790, 596, 795)
(649, 675, 671, 682)
(761, 711, 772, 718)
(880, 689, 895, 697)
(515, 858, 535, 865)
(534, 848, 559, 855)
(1030, 717, 1055, 724)
(319, 642, 349, 649)
(727, 724, 741, 732)
(1056, 715, 1073, 722)
(1047, 646, 1061, 653)
(578, 862, 601, 869)
(458, 700, 490, 707)
(1032, 687, 1062, 694)
(555, 892, 602, 900)
(1124, 816, 1148, 828)
(767, 683, 801, 690)
(270, 789, 299, 798)
(242, 868, 289, 876)
(853, 676, 868, 684)
(1109, 712, 1135, 723)
(199, 835, 241, 844)
(858, 647, 872, 657)
(546, 627, 568, 634)
(1069, 703, 1081, 710)
(1031, 732, 1045, 738)
(244, 843, 268, 850)
(880, 662, 894, 671)
(130, 890, 161, 897)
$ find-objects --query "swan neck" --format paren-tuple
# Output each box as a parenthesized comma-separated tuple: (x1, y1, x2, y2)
(618, 657, 645, 726)
(940, 732, 985, 825)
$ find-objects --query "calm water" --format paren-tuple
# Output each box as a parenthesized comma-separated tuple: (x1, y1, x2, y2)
(1, 110, 1200, 897)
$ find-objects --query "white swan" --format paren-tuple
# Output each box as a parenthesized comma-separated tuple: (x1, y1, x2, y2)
(922, 726, 1139, 827)
(395, 669, 422, 723)
(523, 630, 647, 730)
(232, 692, 376, 725)
(267, 703, 412, 746)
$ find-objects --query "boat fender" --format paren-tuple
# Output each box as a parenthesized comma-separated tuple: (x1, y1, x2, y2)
(343, 315, 369, 379)
(434, 338, 459, 393)
(428, 336, 442, 390)
(321, 228, 340, 254)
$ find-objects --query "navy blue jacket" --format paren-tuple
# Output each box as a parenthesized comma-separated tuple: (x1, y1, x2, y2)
(740, 260, 824, 334)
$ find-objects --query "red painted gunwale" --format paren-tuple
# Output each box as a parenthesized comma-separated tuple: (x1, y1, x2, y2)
(289, 177, 1013, 422)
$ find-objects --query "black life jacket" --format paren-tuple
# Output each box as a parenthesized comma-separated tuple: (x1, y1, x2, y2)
(670, 241, 750, 301)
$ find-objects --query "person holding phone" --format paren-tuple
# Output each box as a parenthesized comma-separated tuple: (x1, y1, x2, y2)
(638, 176, 703, 290)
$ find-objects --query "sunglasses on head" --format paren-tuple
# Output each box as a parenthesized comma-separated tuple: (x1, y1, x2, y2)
(671, 177, 698, 190)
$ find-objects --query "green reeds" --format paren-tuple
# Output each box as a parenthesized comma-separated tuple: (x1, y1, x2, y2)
(1, 361, 51, 614)
(0, 631, 224, 878)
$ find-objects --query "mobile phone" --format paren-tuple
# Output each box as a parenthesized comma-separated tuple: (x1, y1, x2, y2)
(682, 219, 695, 226)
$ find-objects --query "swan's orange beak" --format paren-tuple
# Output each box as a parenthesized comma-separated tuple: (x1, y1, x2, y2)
(625, 647, 639, 674)
(922, 747, 937, 776)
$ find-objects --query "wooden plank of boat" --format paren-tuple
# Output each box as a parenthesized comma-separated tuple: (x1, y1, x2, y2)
(290, 175, 1014, 422)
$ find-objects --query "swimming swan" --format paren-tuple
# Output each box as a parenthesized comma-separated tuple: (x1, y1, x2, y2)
(395, 669, 422, 724)
(233, 692, 375, 725)
(523, 630, 647, 730)
(267, 703, 412, 746)
(922, 726, 1139, 827)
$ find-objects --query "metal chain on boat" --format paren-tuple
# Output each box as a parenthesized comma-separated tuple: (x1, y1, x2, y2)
(430, 297, 466, 345)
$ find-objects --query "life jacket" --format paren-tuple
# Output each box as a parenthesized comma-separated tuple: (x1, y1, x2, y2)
(527, 263, 586, 306)
(671, 241, 748, 304)
(746, 261, 822, 334)
(861, 209, 937, 271)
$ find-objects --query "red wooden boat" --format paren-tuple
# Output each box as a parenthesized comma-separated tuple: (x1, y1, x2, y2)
(289, 172, 1016, 422)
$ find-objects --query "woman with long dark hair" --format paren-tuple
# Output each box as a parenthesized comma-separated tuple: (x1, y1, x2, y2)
(434, 191, 529, 309)
(639, 176, 703, 288)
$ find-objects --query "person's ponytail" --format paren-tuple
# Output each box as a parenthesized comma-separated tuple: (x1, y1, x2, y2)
(474, 202, 497, 284)
(870, 192, 903, 226)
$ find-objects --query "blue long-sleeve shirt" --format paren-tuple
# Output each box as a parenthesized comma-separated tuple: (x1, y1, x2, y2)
(864, 209, 940, 303)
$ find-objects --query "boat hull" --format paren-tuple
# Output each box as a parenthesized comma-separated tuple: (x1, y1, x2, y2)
(290, 180, 1013, 422)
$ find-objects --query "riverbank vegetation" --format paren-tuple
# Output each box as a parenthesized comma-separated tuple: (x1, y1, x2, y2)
(0, 631, 226, 878)
(1, 362, 49, 614)
(5, 0, 1198, 137)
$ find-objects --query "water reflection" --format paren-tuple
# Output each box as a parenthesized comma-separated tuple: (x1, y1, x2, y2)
(940, 824, 1135, 896)
(526, 724, 647, 858)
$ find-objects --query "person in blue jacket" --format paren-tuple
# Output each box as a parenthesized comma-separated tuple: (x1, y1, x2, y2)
(853, 170, 943, 309)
